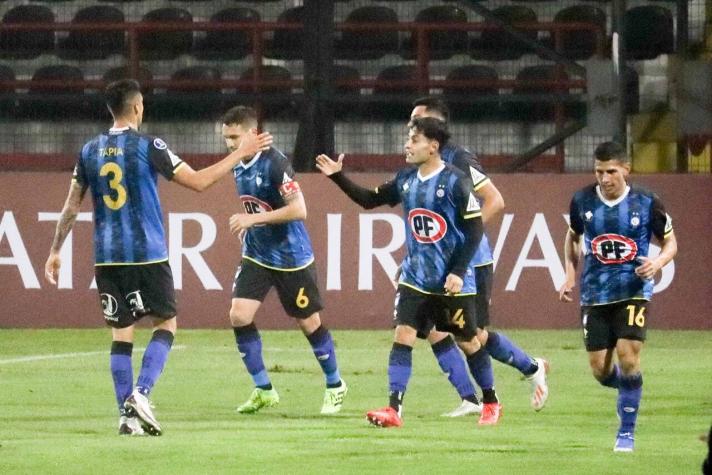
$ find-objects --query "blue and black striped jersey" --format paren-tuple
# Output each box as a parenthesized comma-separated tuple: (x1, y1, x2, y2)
(440, 143, 493, 267)
(73, 127, 184, 265)
(232, 147, 314, 270)
(569, 183, 673, 305)
(376, 163, 482, 295)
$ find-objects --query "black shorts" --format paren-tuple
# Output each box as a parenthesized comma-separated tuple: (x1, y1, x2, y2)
(394, 285, 478, 341)
(581, 300, 648, 352)
(232, 258, 323, 318)
(95, 261, 177, 329)
(474, 264, 493, 328)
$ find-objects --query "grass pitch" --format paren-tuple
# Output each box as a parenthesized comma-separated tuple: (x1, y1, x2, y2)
(0, 329, 709, 474)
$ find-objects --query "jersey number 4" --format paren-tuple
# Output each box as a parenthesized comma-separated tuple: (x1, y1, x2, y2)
(100, 162, 127, 210)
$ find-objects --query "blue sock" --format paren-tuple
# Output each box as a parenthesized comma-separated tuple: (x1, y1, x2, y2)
(618, 372, 643, 434)
(466, 348, 497, 403)
(110, 341, 133, 415)
(234, 324, 271, 389)
(431, 336, 477, 401)
(486, 331, 538, 376)
(388, 343, 412, 412)
(600, 364, 621, 389)
(136, 330, 174, 396)
(306, 325, 342, 387)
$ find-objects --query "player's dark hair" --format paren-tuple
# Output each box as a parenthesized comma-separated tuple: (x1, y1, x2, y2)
(412, 96, 450, 123)
(409, 117, 451, 151)
(594, 141, 629, 163)
(105, 79, 141, 117)
(222, 105, 258, 128)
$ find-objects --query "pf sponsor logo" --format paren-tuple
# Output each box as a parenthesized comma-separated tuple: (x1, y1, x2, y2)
(240, 195, 273, 215)
(590, 233, 638, 264)
(408, 208, 447, 243)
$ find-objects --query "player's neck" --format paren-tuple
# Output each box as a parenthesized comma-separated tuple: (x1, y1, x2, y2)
(417, 154, 443, 176)
(112, 118, 138, 130)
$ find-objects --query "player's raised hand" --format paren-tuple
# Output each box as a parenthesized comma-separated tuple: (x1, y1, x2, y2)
(44, 252, 61, 286)
(315, 153, 344, 176)
(236, 130, 273, 159)
(558, 280, 575, 302)
(444, 273, 463, 295)
(229, 212, 255, 235)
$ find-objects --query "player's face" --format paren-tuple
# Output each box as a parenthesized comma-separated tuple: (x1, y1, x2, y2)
(409, 105, 445, 122)
(594, 159, 630, 200)
(404, 128, 436, 165)
(222, 123, 253, 155)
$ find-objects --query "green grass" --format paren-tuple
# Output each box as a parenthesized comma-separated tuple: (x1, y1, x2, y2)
(0, 329, 710, 474)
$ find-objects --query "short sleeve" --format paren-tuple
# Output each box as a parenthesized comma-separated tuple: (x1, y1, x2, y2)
(569, 195, 583, 235)
(650, 193, 673, 240)
(454, 175, 481, 220)
(267, 151, 304, 199)
(148, 137, 184, 180)
(451, 152, 490, 191)
(72, 151, 87, 187)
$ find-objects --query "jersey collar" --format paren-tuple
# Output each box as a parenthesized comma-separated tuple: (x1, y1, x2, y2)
(596, 184, 630, 207)
(417, 163, 445, 182)
(239, 151, 262, 169)
(108, 126, 130, 134)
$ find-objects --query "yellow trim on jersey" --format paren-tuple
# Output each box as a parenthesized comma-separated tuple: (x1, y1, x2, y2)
(173, 162, 187, 174)
(398, 281, 476, 297)
(663, 228, 674, 238)
(463, 211, 482, 219)
(472, 177, 491, 192)
(474, 260, 494, 268)
(242, 255, 314, 272)
(95, 258, 169, 267)
(586, 296, 649, 307)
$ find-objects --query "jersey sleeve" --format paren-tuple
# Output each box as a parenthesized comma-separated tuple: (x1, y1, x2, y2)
(454, 175, 482, 220)
(650, 193, 673, 240)
(568, 195, 584, 235)
(72, 150, 87, 187)
(328, 172, 401, 209)
(148, 137, 184, 180)
(268, 152, 302, 199)
(451, 153, 490, 192)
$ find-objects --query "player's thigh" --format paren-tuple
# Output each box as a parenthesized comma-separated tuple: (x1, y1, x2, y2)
(135, 262, 177, 321)
(474, 264, 493, 328)
(581, 305, 617, 352)
(394, 286, 436, 337)
(232, 260, 272, 303)
(273, 263, 324, 318)
(435, 295, 478, 342)
(612, 300, 648, 344)
(95, 265, 135, 329)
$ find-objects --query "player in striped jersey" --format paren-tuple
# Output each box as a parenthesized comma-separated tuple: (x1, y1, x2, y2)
(559, 141, 677, 452)
(410, 97, 549, 423)
(44, 80, 272, 436)
(316, 117, 488, 428)
(221, 106, 347, 416)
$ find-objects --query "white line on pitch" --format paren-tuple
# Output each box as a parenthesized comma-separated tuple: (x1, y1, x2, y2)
(0, 345, 186, 365)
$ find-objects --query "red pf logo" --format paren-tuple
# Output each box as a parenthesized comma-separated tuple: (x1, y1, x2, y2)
(240, 195, 273, 215)
(408, 208, 447, 243)
(590, 233, 638, 264)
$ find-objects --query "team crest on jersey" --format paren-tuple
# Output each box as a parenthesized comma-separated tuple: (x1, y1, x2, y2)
(153, 138, 168, 150)
(408, 208, 447, 243)
(436, 187, 445, 198)
(630, 212, 640, 227)
(240, 195, 273, 214)
(590, 233, 638, 264)
(256, 175, 263, 186)
(584, 211, 593, 222)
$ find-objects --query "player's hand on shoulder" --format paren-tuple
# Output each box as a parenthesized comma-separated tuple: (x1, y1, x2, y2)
(236, 130, 273, 159)
(315, 153, 344, 176)
(44, 252, 61, 286)
(444, 273, 463, 295)
(558, 280, 575, 302)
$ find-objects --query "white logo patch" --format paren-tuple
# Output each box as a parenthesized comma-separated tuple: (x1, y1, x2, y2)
(282, 172, 292, 184)
(469, 166, 485, 185)
(466, 193, 480, 212)
(585, 211, 593, 221)
(256, 176, 262, 186)
(101, 293, 118, 317)
(153, 138, 168, 150)
(168, 149, 182, 167)
(436, 189, 445, 198)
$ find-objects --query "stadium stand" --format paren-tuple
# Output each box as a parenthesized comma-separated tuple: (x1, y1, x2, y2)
(625, 5, 675, 60)
(550, 4, 606, 60)
(58, 5, 125, 60)
(472, 5, 538, 61)
(401, 5, 470, 60)
(443, 64, 500, 121)
(138, 7, 193, 60)
(337, 5, 399, 60)
(194, 7, 260, 60)
(265, 6, 304, 60)
(0, 5, 55, 59)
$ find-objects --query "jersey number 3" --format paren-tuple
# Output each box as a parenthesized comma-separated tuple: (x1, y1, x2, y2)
(100, 162, 127, 210)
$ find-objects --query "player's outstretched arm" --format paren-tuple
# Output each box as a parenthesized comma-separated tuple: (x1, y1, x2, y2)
(174, 131, 273, 192)
(315, 153, 395, 209)
(45, 181, 86, 285)
(559, 229, 581, 302)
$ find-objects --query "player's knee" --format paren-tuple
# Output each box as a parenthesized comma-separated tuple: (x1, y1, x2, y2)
(476, 328, 489, 346)
(229, 309, 252, 326)
(457, 336, 481, 355)
(617, 358, 640, 375)
(298, 313, 321, 335)
(153, 316, 176, 334)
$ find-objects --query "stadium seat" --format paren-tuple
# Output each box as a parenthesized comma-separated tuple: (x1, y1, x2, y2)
(549, 5, 606, 60)
(148, 66, 223, 120)
(402, 5, 469, 60)
(239, 65, 295, 118)
(369, 65, 419, 120)
(58, 6, 125, 60)
(20, 65, 86, 120)
(472, 5, 538, 61)
(332, 65, 361, 119)
(508, 65, 579, 122)
(103, 65, 154, 94)
(443, 65, 500, 121)
(265, 6, 304, 60)
(625, 6, 674, 59)
(0, 64, 16, 118)
(337, 6, 399, 60)
(139, 8, 193, 60)
(194, 7, 260, 60)
(0, 5, 55, 59)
